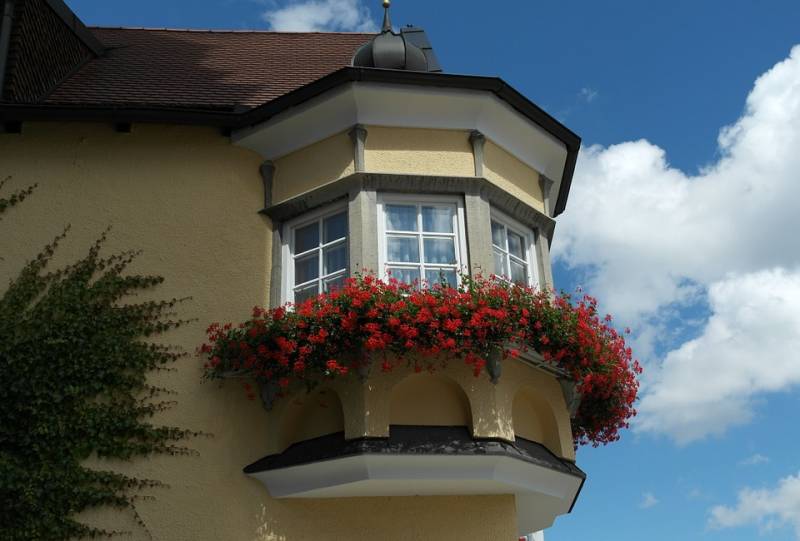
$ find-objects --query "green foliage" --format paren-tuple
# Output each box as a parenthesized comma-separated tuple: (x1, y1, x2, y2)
(0, 185, 196, 540)
(0, 176, 36, 219)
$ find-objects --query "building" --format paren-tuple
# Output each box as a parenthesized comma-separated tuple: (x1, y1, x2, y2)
(0, 0, 586, 539)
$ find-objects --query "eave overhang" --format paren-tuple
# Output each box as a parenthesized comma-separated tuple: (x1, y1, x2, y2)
(244, 426, 585, 535)
(0, 67, 580, 215)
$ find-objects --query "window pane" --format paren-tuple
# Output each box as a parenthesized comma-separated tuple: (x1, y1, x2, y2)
(423, 238, 456, 264)
(510, 259, 528, 285)
(507, 230, 526, 259)
(493, 249, 507, 276)
(295, 253, 319, 284)
(294, 283, 318, 304)
(425, 269, 457, 288)
(387, 236, 420, 263)
(324, 212, 347, 243)
(491, 221, 505, 248)
(295, 222, 319, 253)
(324, 244, 347, 274)
(324, 275, 345, 293)
(385, 205, 418, 231)
(387, 267, 420, 286)
(422, 206, 454, 233)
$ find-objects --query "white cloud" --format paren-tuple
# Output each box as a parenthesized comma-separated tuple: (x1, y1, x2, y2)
(553, 45, 800, 443)
(709, 473, 800, 538)
(579, 87, 598, 103)
(635, 269, 800, 444)
(640, 492, 659, 509)
(740, 453, 771, 466)
(263, 0, 377, 32)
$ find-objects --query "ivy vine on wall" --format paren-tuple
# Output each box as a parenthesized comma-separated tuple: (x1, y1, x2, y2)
(0, 179, 197, 540)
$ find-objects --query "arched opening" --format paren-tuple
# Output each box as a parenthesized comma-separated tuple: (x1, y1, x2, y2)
(389, 374, 472, 429)
(278, 387, 344, 452)
(512, 387, 562, 456)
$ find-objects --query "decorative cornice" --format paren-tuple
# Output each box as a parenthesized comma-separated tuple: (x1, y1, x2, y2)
(260, 172, 557, 242)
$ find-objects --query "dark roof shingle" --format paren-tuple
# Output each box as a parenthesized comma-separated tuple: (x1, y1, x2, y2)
(45, 28, 373, 110)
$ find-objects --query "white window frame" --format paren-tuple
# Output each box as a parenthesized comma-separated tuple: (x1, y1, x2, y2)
(281, 202, 348, 304)
(377, 193, 469, 287)
(490, 207, 540, 288)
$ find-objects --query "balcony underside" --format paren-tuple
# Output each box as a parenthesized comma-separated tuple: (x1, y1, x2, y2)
(245, 426, 585, 534)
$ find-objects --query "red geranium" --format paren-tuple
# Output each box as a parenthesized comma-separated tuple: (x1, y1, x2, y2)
(200, 274, 641, 447)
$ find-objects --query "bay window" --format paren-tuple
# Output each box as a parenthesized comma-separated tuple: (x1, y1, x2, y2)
(377, 194, 468, 288)
(491, 209, 538, 287)
(282, 204, 348, 304)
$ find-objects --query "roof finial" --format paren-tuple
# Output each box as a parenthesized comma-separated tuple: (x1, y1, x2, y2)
(381, 0, 392, 33)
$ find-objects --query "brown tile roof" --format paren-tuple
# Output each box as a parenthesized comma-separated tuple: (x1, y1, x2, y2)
(44, 28, 374, 110)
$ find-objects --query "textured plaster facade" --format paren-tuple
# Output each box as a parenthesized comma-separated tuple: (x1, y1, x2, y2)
(272, 130, 355, 204)
(269, 127, 547, 212)
(0, 121, 535, 540)
(484, 140, 545, 213)
(363, 126, 475, 177)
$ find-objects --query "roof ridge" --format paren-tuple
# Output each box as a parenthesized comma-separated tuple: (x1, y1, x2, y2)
(88, 26, 377, 36)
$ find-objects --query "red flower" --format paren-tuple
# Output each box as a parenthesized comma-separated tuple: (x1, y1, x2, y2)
(200, 274, 640, 448)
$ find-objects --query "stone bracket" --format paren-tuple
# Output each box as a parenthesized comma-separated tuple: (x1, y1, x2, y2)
(469, 130, 486, 177)
(348, 124, 368, 172)
(259, 160, 275, 209)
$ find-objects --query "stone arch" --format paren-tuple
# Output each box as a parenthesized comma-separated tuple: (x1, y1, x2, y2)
(389, 373, 472, 429)
(277, 387, 344, 452)
(512, 386, 562, 456)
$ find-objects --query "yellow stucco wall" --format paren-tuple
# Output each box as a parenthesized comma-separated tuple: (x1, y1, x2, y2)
(0, 122, 522, 540)
(513, 388, 562, 456)
(278, 387, 345, 451)
(272, 131, 355, 204)
(364, 126, 475, 177)
(390, 373, 472, 427)
(483, 140, 545, 212)
(269, 128, 546, 219)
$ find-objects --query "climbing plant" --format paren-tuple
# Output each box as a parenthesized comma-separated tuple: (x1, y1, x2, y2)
(0, 180, 196, 540)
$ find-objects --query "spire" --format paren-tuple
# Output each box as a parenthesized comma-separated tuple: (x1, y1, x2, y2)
(382, 0, 392, 33)
(352, 0, 431, 72)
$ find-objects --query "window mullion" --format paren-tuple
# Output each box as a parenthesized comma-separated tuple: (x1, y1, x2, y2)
(318, 220, 324, 294)
(417, 205, 426, 281)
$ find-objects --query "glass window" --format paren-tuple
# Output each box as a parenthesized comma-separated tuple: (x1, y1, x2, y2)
(287, 207, 348, 303)
(380, 197, 466, 289)
(491, 213, 536, 287)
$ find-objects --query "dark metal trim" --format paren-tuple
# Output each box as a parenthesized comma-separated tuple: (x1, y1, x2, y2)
(568, 474, 587, 513)
(0, 102, 238, 125)
(244, 425, 586, 484)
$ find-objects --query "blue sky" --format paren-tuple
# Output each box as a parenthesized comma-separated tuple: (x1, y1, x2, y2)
(68, 1, 800, 539)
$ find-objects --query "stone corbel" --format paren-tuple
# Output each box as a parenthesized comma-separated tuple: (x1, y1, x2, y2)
(259, 160, 275, 209)
(349, 124, 368, 172)
(539, 175, 555, 216)
(260, 380, 281, 411)
(486, 349, 502, 384)
(469, 130, 486, 177)
(558, 379, 583, 419)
